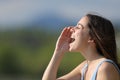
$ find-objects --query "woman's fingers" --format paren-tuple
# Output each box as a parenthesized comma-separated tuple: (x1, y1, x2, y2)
(67, 27, 73, 38)
(55, 27, 73, 52)
(60, 27, 67, 37)
(60, 27, 73, 38)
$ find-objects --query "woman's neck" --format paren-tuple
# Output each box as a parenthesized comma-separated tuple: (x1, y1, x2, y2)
(80, 46, 105, 62)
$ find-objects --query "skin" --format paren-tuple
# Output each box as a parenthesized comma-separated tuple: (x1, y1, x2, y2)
(42, 16, 120, 80)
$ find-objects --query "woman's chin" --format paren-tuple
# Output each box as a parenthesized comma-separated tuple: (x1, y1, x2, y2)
(69, 48, 79, 53)
(69, 47, 73, 52)
(69, 47, 76, 52)
(69, 43, 75, 51)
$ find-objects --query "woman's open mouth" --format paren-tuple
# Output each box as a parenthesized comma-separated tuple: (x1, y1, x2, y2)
(70, 38, 75, 43)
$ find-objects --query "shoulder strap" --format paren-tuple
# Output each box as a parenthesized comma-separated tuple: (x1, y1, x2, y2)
(81, 63, 88, 80)
(91, 59, 120, 80)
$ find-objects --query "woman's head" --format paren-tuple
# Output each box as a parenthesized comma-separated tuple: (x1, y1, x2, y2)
(85, 13, 118, 65)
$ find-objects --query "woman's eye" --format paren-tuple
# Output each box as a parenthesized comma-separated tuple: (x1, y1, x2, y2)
(76, 25, 81, 29)
(76, 23, 84, 29)
(76, 26, 81, 29)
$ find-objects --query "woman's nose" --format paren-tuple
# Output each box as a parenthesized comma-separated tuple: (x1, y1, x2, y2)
(70, 27, 75, 33)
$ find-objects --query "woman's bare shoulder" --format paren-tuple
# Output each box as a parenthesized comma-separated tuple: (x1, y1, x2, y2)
(97, 62, 120, 80)
(77, 60, 87, 70)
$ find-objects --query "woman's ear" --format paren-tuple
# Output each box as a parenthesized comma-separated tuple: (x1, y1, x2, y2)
(88, 37, 94, 43)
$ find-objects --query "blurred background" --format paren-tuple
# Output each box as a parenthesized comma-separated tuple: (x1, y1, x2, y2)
(0, 0, 120, 80)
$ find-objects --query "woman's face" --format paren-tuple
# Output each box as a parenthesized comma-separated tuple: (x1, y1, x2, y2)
(69, 16, 90, 52)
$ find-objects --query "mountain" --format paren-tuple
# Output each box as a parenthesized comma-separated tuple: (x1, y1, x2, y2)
(28, 12, 76, 30)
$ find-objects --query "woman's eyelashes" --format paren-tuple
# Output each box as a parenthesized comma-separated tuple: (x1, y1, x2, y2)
(76, 26, 81, 29)
(75, 25, 82, 29)
(76, 23, 84, 29)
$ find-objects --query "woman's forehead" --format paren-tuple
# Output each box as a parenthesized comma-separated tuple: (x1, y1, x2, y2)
(77, 16, 89, 27)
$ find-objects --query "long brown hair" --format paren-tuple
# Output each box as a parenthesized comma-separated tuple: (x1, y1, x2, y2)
(86, 14, 120, 68)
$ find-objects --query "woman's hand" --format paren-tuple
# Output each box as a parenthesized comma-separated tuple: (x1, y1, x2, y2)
(55, 27, 72, 53)
(42, 27, 74, 80)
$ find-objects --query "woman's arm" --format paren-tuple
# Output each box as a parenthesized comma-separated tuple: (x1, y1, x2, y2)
(42, 50, 65, 80)
(42, 27, 73, 80)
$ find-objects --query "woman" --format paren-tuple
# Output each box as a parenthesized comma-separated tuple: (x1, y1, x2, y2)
(42, 13, 120, 80)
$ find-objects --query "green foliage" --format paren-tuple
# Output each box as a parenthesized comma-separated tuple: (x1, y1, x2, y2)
(0, 28, 84, 79)
(0, 27, 119, 79)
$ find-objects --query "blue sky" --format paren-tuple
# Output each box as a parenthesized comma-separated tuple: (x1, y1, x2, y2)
(0, 0, 120, 28)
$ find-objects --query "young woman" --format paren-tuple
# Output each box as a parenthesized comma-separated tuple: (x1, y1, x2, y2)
(42, 13, 120, 80)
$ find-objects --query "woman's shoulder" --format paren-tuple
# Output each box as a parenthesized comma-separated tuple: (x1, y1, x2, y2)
(65, 60, 87, 75)
(97, 60, 120, 80)
(76, 60, 87, 72)
(98, 60, 120, 73)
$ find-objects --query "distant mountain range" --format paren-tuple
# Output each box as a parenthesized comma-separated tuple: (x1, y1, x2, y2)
(28, 12, 77, 30)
